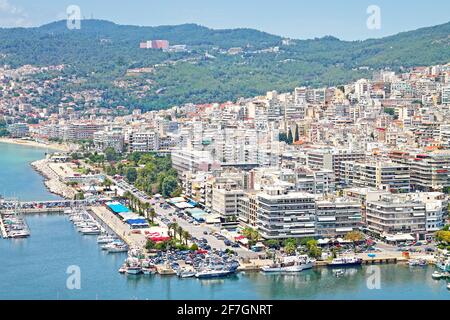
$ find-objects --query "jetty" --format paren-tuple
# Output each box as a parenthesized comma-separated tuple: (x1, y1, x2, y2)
(90, 206, 147, 248)
(0, 215, 7, 238)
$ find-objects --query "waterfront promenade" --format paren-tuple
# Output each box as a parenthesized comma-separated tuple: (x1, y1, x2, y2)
(90, 206, 147, 248)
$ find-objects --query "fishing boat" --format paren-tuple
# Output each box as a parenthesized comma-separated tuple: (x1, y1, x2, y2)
(125, 258, 142, 275)
(447, 283, 450, 290)
(432, 271, 444, 280)
(328, 256, 362, 267)
(262, 255, 314, 273)
(107, 245, 128, 253)
(436, 260, 450, 272)
(195, 261, 239, 279)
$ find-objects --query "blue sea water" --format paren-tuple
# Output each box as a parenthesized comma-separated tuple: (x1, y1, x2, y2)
(0, 142, 449, 300)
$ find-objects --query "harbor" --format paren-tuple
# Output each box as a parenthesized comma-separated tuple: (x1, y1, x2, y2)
(1, 213, 449, 300)
(1, 141, 449, 299)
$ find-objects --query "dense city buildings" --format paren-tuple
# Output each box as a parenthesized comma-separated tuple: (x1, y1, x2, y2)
(2, 61, 449, 242)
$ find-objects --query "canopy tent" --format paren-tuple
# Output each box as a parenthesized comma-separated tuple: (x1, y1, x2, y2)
(384, 234, 415, 242)
(169, 197, 186, 204)
(118, 212, 141, 221)
(126, 219, 149, 228)
(147, 236, 171, 242)
(186, 208, 207, 221)
(106, 201, 130, 214)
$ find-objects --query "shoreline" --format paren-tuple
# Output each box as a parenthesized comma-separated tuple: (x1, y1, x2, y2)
(0, 137, 71, 152)
(31, 158, 76, 199)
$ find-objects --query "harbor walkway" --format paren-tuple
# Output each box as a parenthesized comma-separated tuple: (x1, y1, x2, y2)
(0, 216, 7, 238)
(90, 206, 147, 249)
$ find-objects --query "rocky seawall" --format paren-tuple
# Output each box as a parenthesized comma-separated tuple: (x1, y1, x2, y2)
(31, 159, 76, 199)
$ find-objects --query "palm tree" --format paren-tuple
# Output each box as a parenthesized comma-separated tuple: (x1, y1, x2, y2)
(149, 208, 157, 224)
(177, 226, 184, 243)
(169, 222, 178, 239)
(182, 230, 191, 246)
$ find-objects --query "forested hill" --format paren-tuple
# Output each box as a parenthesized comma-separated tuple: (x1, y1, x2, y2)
(0, 19, 449, 110)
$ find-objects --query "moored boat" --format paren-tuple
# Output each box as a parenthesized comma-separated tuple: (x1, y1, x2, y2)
(328, 256, 362, 267)
(262, 255, 314, 273)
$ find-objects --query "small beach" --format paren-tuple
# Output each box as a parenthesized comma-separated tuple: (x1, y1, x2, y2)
(0, 137, 71, 152)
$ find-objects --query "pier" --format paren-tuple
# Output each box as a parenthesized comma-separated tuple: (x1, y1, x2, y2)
(90, 206, 147, 248)
(0, 215, 7, 238)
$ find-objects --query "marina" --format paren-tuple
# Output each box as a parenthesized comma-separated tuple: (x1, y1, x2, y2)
(1, 141, 449, 299)
(1, 214, 449, 300)
(0, 212, 30, 239)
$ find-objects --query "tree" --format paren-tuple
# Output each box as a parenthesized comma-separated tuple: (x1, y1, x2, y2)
(126, 167, 137, 183)
(284, 242, 296, 255)
(177, 225, 184, 243)
(162, 176, 178, 197)
(182, 230, 191, 245)
(145, 239, 156, 251)
(265, 239, 280, 249)
(242, 227, 260, 246)
(306, 240, 322, 259)
(104, 147, 119, 162)
(287, 128, 294, 145)
(344, 231, 364, 242)
(148, 208, 157, 224)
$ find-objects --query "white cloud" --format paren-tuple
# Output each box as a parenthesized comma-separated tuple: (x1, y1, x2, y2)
(0, 0, 32, 27)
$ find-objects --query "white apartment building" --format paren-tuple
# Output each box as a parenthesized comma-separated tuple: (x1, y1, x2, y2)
(306, 148, 366, 179)
(315, 198, 362, 237)
(93, 130, 124, 153)
(128, 131, 159, 153)
(256, 187, 316, 239)
(211, 181, 244, 220)
(365, 192, 447, 237)
(171, 149, 221, 175)
(63, 123, 104, 141)
(340, 160, 410, 193)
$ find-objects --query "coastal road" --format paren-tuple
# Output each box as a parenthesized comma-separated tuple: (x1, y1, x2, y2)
(153, 203, 259, 259)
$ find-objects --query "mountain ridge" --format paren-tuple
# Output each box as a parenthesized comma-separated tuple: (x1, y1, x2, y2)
(0, 19, 449, 110)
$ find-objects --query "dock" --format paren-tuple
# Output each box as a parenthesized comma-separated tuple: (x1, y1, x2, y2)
(0, 215, 7, 238)
(90, 206, 147, 248)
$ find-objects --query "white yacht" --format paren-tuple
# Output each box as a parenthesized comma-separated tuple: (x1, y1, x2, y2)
(328, 256, 362, 267)
(97, 234, 117, 244)
(262, 255, 315, 273)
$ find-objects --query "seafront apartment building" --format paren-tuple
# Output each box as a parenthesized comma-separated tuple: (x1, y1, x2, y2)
(256, 188, 317, 239)
(315, 198, 362, 237)
(365, 192, 447, 236)
(253, 188, 363, 239)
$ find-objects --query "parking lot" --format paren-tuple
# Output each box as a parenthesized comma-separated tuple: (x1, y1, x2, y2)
(153, 200, 259, 259)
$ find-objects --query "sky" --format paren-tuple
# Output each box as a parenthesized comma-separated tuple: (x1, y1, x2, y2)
(0, 0, 449, 40)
